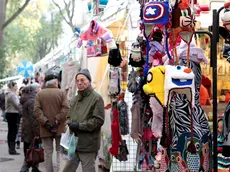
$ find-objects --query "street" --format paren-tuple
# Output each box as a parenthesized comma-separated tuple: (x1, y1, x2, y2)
(0, 117, 86, 172)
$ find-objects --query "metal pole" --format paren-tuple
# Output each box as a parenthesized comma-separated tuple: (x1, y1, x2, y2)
(212, 6, 224, 172)
(212, 9, 218, 172)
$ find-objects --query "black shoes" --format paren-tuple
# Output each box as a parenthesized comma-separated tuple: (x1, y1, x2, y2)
(8, 141, 20, 155)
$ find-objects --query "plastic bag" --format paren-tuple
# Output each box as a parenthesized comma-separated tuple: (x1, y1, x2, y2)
(60, 128, 71, 149)
(60, 127, 78, 160)
(68, 134, 78, 160)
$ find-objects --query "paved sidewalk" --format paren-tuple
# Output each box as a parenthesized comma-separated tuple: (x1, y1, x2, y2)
(0, 117, 88, 172)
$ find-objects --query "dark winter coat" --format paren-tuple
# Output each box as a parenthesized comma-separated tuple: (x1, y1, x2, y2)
(68, 86, 105, 152)
(20, 86, 40, 143)
(0, 92, 5, 111)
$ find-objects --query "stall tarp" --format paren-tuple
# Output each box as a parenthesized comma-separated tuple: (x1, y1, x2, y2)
(87, 55, 110, 105)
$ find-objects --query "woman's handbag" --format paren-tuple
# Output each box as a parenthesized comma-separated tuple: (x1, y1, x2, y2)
(26, 136, 44, 165)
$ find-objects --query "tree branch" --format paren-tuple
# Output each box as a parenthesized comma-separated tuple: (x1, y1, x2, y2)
(1, 0, 30, 30)
(64, 0, 71, 23)
(5, 0, 8, 8)
(71, 0, 75, 21)
(52, 0, 71, 27)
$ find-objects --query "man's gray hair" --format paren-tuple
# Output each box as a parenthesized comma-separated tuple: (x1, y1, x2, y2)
(45, 79, 58, 87)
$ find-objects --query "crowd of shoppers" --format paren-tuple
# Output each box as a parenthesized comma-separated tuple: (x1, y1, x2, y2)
(1, 68, 105, 172)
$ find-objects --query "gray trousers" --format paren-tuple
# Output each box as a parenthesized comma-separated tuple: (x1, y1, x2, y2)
(62, 151, 97, 172)
(42, 136, 61, 172)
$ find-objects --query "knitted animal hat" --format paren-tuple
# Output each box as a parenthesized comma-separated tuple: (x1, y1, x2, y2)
(142, 0, 170, 76)
(170, 0, 196, 66)
(143, 66, 166, 106)
(164, 65, 195, 107)
(222, 2, 230, 32)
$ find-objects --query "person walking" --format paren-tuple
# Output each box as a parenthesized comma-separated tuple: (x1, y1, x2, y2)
(5, 81, 21, 155)
(63, 69, 105, 172)
(20, 84, 41, 172)
(34, 72, 69, 172)
(16, 86, 24, 149)
(0, 90, 6, 121)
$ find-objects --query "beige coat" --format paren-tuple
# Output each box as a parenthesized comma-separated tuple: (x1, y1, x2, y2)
(34, 85, 69, 138)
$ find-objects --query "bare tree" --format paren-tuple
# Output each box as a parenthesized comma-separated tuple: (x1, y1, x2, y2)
(0, 0, 6, 46)
(52, 0, 76, 33)
(0, 0, 31, 46)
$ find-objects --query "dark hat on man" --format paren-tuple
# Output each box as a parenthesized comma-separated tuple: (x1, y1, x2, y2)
(76, 68, 92, 82)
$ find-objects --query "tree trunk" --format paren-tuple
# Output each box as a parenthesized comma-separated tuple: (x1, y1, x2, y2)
(0, 0, 6, 47)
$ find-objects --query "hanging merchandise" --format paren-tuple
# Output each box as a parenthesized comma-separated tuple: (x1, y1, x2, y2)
(117, 99, 129, 135)
(176, 41, 208, 64)
(77, 20, 112, 57)
(120, 59, 128, 91)
(137, 35, 147, 58)
(127, 69, 138, 93)
(108, 44, 123, 67)
(223, 102, 230, 157)
(142, 1, 169, 25)
(109, 105, 122, 157)
(130, 93, 142, 141)
(169, 0, 196, 66)
(116, 140, 129, 162)
(61, 60, 80, 103)
(222, 2, 230, 32)
(164, 65, 195, 107)
(108, 67, 121, 96)
(163, 48, 211, 171)
(129, 42, 145, 67)
(77, 20, 112, 47)
(100, 38, 108, 55)
(141, 0, 170, 76)
(148, 29, 165, 67)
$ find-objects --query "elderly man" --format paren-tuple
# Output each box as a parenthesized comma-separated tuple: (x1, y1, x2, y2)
(63, 68, 105, 172)
(34, 72, 69, 172)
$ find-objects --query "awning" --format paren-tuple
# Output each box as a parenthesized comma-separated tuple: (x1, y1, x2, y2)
(99, 0, 128, 27)
(0, 75, 23, 83)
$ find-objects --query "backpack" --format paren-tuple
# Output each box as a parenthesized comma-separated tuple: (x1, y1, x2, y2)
(108, 67, 121, 96)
